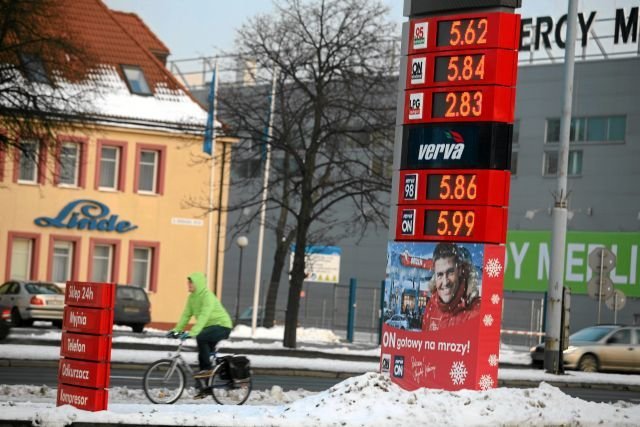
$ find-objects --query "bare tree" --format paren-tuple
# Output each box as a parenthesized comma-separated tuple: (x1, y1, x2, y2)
(220, 0, 397, 347)
(0, 0, 97, 161)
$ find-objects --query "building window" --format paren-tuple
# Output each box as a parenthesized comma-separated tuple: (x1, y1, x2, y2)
(121, 65, 152, 95)
(128, 241, 159, 292)
(99, 146, 120, 189)
(52, 241, 73, 282)
(95, 140, 127, 192)
(6, 232, 40, 281)
(511, 151, 518, 176)
(513, 119, 520, 144)
(59, 142, 79, 186)
(234, 158, 262, 179)
(369, 155, 393, 179)
(17, 139, 40, 183)
(135, 144, 165, 195)
(544, 150, 582, 176)
(89, 238, 120, 284)
(546, 116, 626, 143)
(19, 53, 50, 84)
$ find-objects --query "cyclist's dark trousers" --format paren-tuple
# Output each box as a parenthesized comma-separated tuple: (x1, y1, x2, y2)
(196, 325, 231, 370)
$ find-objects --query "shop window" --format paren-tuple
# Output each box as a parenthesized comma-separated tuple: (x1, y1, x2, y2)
(128, 241, 159, 292)
(6, 232, 40, 281)
(121, 65, 151, 95)
(96, 140, 127, 191)
(543, 150, 582, 176)
(89, 239, 120, 283)
(47, 236, 80, 283)
(135, 144, 165, 195)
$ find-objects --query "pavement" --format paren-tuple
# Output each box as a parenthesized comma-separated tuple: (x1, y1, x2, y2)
(1, 329, 639, 391)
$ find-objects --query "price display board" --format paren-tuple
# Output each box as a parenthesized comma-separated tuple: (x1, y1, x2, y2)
(395, 206, 507, 243)
(407, 49, 517, 89)
(408, 12, 520, 54)
(398, 169, 510, 206)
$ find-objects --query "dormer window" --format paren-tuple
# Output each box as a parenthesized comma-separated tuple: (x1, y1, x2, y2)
(121, 65, 151, 95)
(19, 53, 50, 84)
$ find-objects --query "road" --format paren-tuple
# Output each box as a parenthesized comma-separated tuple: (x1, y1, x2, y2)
(1, 365, 639, 404)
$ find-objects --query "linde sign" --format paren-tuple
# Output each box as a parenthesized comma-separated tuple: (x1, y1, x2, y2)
(34, 199, 137, 233)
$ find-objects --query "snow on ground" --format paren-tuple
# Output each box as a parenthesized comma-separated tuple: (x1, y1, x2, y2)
(0, 373, 639, 426)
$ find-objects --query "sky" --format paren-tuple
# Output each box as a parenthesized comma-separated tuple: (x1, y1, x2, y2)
(1, 325, 640, 425)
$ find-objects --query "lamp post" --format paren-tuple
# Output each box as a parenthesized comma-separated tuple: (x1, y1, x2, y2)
(234, 236, 249, 324)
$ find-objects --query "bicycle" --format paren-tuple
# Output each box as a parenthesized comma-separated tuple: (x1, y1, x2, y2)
(142, 336, 252, 405)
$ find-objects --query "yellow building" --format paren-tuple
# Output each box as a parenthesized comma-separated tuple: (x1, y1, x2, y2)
(0, 0, 235, 327)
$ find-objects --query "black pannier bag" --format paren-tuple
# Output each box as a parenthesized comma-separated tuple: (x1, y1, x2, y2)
(215, 356, 232, 380)
(228, 356, 251, 382)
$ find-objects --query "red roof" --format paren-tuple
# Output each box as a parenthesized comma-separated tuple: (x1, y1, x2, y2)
(59, 0, 183, 93)
(112, 11, 170, 58)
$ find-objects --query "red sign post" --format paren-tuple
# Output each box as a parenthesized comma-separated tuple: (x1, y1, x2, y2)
(57, 282, 115, 411)
(383, 0, 520, 391)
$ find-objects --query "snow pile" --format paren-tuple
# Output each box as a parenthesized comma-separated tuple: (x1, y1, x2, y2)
(230, 325, 342, 344)
(0, 373, 638, 426)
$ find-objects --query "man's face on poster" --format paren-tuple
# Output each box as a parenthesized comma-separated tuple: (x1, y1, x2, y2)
(434, 256, 459, 304)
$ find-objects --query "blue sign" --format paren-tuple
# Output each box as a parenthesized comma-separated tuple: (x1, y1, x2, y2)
(34, 199, 138, 233)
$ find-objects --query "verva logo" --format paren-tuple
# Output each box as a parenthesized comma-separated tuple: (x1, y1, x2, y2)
(403, 174, 418, 200)
(413, 22, 428, 49)
(393, 355, 405, 378)
(418, 130, 465, 160)
(411, 57, 426, 85)
(400, 210, 416, 235)
(408, 93, 423, 120)
(381, 354, 391, 373)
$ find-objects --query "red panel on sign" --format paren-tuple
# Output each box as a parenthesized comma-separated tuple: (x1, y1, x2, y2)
(398, 169, 510, 206)
(395, 205, 508, 244)
(60, 331, 112, 362)
(408, 12, 520, 54)
(63, 306, 114, 335)
(404, 86, 515, 124)
(406, 49, 517, 90)
(57, 383, 108, 411)
(65, 281, 115, 309)
(58, 358, 110, 389)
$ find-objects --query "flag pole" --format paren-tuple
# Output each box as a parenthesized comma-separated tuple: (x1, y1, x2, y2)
(252, 67, 277, 336)
(205, 60, 219, 293)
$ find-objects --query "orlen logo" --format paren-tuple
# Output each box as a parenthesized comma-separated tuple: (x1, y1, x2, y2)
(417, 130, 465, 160)
(413, 22, 428, 49)
(408, 93, 423, 120)
(381, 354, 391, 374)
(393, 355, 404, 378)
(410, 57, 425, 85)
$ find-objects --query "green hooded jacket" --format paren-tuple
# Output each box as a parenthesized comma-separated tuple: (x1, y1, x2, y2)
(173, 272, 232, 336)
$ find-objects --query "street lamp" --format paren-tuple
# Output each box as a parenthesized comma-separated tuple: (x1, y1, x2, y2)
(234, 236, 249, 324)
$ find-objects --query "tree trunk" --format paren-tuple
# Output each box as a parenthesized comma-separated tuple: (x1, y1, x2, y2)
(262, 239, 289, 327)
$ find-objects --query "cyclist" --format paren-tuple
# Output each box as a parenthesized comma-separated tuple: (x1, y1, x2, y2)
(167, 272, 233, 395)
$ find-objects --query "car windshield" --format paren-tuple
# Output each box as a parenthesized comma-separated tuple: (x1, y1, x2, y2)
(570, 326, 617, 342)
(117, 287, 148, 301)
(24, 283, 62, 295)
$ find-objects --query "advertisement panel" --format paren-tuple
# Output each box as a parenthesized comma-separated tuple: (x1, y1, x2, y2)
(382, 241, 505, 391)
(290, 245, 341, 283)
(504, 231, 640, 297)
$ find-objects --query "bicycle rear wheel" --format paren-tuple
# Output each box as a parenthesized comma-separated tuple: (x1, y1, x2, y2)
(143, 359, 186, 404)
(211, 368, 252, 405)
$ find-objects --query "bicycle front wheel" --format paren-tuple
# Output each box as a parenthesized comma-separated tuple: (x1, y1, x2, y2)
(143, 359, 186, 404)
(211, 370, 252, 405)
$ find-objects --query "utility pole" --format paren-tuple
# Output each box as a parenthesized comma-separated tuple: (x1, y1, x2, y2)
(544, 0, 578, 375)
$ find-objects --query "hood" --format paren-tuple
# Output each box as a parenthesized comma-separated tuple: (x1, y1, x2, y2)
(188, 272, 208, 294)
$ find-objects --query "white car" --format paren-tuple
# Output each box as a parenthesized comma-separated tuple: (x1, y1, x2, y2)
(386, 314, 409, 330)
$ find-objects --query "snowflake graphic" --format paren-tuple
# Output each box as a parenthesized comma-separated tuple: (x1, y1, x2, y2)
(449, 361, 468, 385)
(479, 374, 494, 390)
(491, 293, 501, 305)
(488, 354, 498, 367)
(483, 314, 494, 327)
(485, 258, 503, 278)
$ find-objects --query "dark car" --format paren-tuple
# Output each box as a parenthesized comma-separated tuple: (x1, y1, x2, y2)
(0, 306, 11, 341)
(114, 285, 151, 333)
(0, 281, 64, 327)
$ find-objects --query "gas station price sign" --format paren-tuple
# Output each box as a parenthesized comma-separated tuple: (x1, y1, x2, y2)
(398, 169, 510, 206)
(407, 49, 517, 89)
(395, 205, 507, 244)
(408, 11, 520, 54)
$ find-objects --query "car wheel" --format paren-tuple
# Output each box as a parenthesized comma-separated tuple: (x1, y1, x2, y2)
(131, 323, 145, 333)
(578, 354, 599, 372)
(10, 308, 23, 327)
